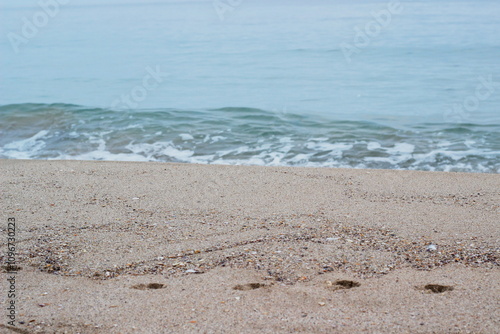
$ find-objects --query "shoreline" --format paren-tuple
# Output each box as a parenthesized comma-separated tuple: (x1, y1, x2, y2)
(1, 159, 499, 333)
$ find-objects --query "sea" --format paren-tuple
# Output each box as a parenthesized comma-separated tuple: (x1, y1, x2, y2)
(1, 0, 499, 173)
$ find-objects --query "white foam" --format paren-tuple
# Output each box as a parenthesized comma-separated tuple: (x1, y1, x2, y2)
(2, 130, 50, 159)
(1, 125, 497, 174)
(367, 142, 381, 150)
(126, 141, 195, 161)
(289, 153, 311, 163)
(305, 141, 353, 157)
(387, 143, 415, 154)
(436, 141, 451, 148)
(55, 151, 151, 162)
(210, 136, 226, 143)
(279, 137, 293, 143)
(464, 140, 476, 148)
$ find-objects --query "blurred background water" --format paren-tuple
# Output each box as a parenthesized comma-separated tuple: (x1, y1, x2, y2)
(1, 0, 499, 172)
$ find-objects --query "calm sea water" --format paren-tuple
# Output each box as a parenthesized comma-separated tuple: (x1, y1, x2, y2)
(1, 0, 499, 172)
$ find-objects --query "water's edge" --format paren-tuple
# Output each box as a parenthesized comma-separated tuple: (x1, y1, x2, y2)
(1, 103, 498, 173)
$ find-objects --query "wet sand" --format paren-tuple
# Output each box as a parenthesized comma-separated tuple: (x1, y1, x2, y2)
(1, 159, 499, 333)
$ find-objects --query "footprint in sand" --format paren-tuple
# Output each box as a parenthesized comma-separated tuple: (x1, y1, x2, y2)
(422, 284, 454, 293)
(233, 283, 266, 291)
(326, 280, 361, 290)
(131, 283, 165, 290)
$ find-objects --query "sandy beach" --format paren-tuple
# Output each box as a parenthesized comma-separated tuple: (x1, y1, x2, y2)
(1, 159, 499, 333)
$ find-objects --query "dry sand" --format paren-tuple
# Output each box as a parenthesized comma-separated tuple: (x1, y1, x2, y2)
(0, 159, 499, 333)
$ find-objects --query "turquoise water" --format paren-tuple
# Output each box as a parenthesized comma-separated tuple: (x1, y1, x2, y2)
(1, 0, 499, 172)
